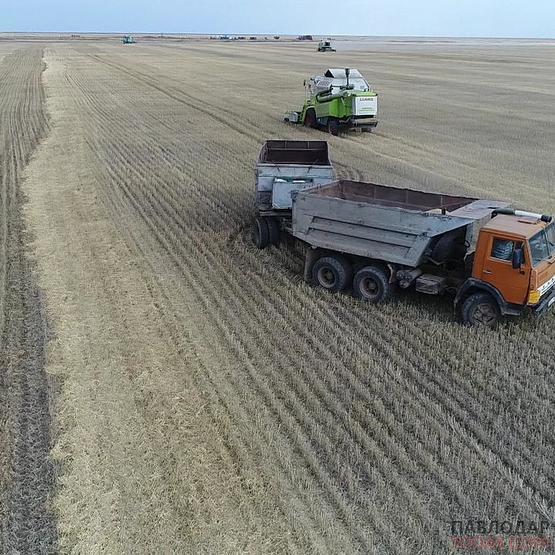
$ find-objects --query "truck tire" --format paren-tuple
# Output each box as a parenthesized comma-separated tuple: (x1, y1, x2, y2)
(353, 265, 391, 303)
(312, 255, 352, 292)
(461, 292, 501, 328)
(252, 217, 270, 249)
(304, 108, 317, 129)
(266, 218, 280, 245)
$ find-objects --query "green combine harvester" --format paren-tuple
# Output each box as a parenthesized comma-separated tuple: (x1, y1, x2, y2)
(122, 35, 136, 44)
(284, 68, 378, 135)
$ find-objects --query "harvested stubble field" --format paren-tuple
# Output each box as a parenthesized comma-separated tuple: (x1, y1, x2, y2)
(1, 38, 554, 553)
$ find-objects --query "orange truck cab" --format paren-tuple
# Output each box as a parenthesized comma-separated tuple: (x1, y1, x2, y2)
(455, 211, 555, 326)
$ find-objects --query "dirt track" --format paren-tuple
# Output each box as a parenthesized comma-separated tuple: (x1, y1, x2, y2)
(2, 39, 555, 552)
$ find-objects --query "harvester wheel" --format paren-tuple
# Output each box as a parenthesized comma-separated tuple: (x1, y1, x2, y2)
(252, 217, 270, 249)
(266, 218, 280, 245)
(304, 109, 317, 129)
(461, 292, 500, 328)
(312, 255, 352, 292)
(328, 119, 339, 136)
(353, 266, 391, 303)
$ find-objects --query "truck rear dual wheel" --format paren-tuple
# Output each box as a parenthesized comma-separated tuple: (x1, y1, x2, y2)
(252, 217, 280, 249)
(461, 292, 501, 328)
(352, 266, 391, 303)
(312, 255, 352, 292)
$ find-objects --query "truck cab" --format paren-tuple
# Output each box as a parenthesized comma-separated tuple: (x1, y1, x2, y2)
(458, 213, 555, 325)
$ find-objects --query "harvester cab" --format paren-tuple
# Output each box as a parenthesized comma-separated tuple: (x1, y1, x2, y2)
(284, 68, 379, 136)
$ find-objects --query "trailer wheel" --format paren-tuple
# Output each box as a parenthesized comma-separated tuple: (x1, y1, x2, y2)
(266, 218, 280, 245)
(328, 119, 339, 136)
(353, 266, 391, 303)
(461, 292, 500, 328)
(252, 217, 270, 249)
(312, 255, 352, 292)
(304, 108, 317, 129)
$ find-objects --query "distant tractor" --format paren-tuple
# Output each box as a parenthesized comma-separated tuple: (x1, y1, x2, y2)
(284, 68, 379, 135)
(122, 35, 136, 44)
(317, 39, 336, 52)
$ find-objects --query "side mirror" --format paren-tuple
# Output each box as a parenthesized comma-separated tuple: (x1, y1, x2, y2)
(512, 247, 524, 269)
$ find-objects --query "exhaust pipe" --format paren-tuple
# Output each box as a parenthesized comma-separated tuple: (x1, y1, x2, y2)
(492, 208, 552, 223)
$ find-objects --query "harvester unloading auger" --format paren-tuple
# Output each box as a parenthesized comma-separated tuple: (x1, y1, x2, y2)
(284, 68, 378, 135)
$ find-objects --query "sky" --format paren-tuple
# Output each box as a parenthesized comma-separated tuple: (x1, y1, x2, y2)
(2, 0, 554, 38)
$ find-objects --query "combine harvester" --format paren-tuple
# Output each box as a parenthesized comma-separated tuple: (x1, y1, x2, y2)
(252, 140, 555, 327)
(284, 68, 378, 135)
(317, 38, 336, 52)
(122, 35, 136, 44)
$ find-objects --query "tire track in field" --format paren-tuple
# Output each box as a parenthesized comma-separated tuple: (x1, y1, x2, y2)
(0, 46, 56, 554)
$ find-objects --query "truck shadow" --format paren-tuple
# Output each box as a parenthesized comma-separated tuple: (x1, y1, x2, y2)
(228, 223, 549, 336)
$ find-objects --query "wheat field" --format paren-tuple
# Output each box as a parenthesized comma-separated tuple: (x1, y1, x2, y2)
(1, 38, 554, 553)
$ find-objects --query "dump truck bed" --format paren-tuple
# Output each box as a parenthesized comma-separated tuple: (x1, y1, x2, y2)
(292, 180, 510, 267)
(256, 140, 335, 211)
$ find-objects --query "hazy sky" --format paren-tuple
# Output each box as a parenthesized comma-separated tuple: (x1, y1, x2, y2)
(3, 0, 554, 38)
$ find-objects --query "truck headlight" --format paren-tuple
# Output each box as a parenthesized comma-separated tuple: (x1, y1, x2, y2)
(528, 290, 541, 305)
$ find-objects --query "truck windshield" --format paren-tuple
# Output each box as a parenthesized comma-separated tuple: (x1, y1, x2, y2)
(529, 223, 555, 266)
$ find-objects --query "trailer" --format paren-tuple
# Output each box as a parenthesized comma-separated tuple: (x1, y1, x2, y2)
(254, 177, 555, 327)
(253, 140, 335, 247)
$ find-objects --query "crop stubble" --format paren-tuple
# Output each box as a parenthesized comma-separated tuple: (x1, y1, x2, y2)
(11, 39, 555, 552)
(0, 46, 56, 552)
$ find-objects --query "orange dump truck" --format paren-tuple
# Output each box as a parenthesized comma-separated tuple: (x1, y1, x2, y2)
(255, 179, 555, 327)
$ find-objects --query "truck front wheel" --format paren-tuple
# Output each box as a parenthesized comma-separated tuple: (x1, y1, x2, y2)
(312, 255, 352, 292)
(353, 266, 391, 303)
(461, 292, 501, 328)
